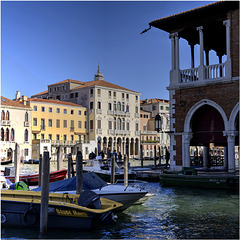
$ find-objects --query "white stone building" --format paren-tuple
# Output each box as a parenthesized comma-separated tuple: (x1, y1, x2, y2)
(1, 96, 32, 162)
(32, 67, 141, 157)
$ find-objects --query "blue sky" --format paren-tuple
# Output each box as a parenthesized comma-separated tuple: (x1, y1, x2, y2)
(1, 1, 215, 101)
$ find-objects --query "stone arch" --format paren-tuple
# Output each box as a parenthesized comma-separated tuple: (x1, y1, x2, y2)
(229, 102, 239, 131)
(184, 99, 228, 133)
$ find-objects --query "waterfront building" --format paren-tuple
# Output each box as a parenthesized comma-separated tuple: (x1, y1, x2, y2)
(26, 97, 90, 160)
(140, 98, 170, 159)
(149, 1, 239, 172)
(31, 67, 141, 157)
(0, 96, 32, 162)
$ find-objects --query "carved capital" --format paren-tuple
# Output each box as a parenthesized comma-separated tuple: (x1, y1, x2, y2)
(196, 26, 203, 32)
(183, 133, 193, 143)
(223, 19, 230, 28)
(223, 131, 238, 141)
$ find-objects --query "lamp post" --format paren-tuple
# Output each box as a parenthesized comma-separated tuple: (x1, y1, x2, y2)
(155, 114, 162, 165)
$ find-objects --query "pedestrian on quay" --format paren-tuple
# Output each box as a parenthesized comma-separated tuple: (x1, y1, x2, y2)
(165, 147, 170, 168)
(113, 149, 117, 161)
(107, 149, 112, 160)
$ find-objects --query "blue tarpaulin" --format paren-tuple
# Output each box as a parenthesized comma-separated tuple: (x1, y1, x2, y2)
(32, 172, 107, 192)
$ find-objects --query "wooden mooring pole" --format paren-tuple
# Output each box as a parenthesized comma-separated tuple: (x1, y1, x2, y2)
(154, 145, 157, 169)
(40, 151, 50, 234)
(67, 153, 72, 178)
(38, 154, 42, 187)
(14, 143, 20, 183)
(159, 147, 161, 165)
(124, 154, 128, 186)
(76, 151, 83, 194)
(140, 144, 143, 168)
(57, 146, 63, 171)
(110, 155, 115, 184)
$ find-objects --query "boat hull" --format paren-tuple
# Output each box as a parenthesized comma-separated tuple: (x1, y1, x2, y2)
(160, 174, 239, 190)
(5, 169, 68, 185)
(1, 190, 122, 230)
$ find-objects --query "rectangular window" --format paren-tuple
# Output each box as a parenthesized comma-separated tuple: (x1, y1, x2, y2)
(70, 93, 74, 98)
(85, 121, 87, 129)
(84, 111, 87, 116)
(56, 134, 60, 140)
(127, 122, 130, 131)
(63, 120, 67, 128)
(135, 106, 138, 113)
(122, 93, 124, 99)
(56, 108, 60, 113)
(136, 96, 138, 101)
(78, 110, 81, 115)
(71, 135, 74, 141)
(78, 121, 82, 129)
(71, 110, 74, 115)
(108, 121, 112, 130)
(48, 134, 52, 140)
(90, 120, 93, 130)
(136, 123, 139, 131)
(160, 106, 164, 110)
(41, 134, 44, 140)
(41, 119, 45, 130)
(108, 103, 112, 111)
(63, 135, 67, 141)
(33, 118, 37, 126)
(48, 119, 52, 127)
(166, 106, 169, 110)
(113, 92, 116, 98)
(41, 107, 45, 112)
(108, 91, 111, 98)
(126, 94, 129, 99)
(152, 106, 156, 110)
(90, 102, 93, 109)
(97, 120, 101, 129)
(71, 120, 74, 127)
(33, 106, 37, 111)
(75, 92, 78, 98)
(56, 119, 60, 128)
(97, 89, 101, 97)
(98, 102, 101, 109)
(49, 107, 52, 113)
(64, 109, 67, 114)
(90, 88, 93, 96)
(24, 149, 29, 156)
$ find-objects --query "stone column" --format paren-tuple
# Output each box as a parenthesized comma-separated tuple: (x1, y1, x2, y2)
(197, 26, 205, 80)
(224, 131, 236, 173)
(224, 146, 228, 170)
(190, 42, 195, 68)
(203, 146, 209, 169)
(223, 19, 232, 78)
(223, 19, 231, 61)
(169, 33, 175, 70)
(182, 133, 193, 167)
(175, 33, 180, 70)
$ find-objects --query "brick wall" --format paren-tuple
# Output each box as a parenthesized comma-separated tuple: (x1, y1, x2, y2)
(172, 81, 239, 165)
(230, 9, 239, 78)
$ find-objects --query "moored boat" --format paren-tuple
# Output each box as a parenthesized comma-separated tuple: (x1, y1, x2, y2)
(1, 190, 122, 230)
(4, 169, 68, 185)
(159, 173, 239, 190)
(32, 172, 148, 211)
(83, 157, 136, 182)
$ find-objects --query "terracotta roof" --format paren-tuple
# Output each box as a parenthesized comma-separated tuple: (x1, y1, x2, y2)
(48, 79, 85, 87)
(27, 98, 85, 108)
(1, 96, 31, 109)
(140, 98, 169, 105)
(72, 79, 139, 93)
(149, 1, 238, 32)
(32, 90, 48, 96)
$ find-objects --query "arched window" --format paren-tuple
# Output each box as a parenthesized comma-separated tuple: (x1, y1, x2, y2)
(11, 128, 15, 141)
(122, 102, 125, 112)
(6, 128, 9, 141)
(24, 129, 28, 142)
(117, 102, 121, 111)
(122, 118, 125, 130)
(1, 128, 4, 141)
(113, 117, 116, 130)
(126, 104, 129, 112)
(1, 110, 5, 120)
(117, 118, 121, 130)
(6, 111, 10, 120)
(25, 112, 29, 122)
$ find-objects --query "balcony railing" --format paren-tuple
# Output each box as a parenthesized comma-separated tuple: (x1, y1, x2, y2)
(179, 62, 227, 85)
(1, 120, 11, 126)
(97, 129, 102, 134)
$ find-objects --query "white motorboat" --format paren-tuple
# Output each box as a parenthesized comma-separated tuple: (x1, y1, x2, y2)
(83, 156, 136, 182)
(32, 172, 148, 211)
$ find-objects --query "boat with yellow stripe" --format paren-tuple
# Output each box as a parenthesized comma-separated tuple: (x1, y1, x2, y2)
(1, 190, 122, 230)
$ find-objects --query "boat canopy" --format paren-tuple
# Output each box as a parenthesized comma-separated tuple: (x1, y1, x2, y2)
(32, 172, 108, 192)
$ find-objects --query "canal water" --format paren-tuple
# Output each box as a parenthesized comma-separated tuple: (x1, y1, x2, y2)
(1, 161, 239, 239)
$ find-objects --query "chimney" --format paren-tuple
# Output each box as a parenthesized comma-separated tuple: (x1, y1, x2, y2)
(22, 95, 28, 105)
(16, 91, 21, 100)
